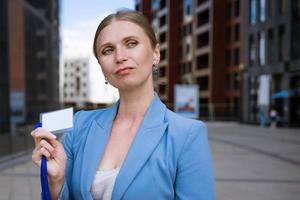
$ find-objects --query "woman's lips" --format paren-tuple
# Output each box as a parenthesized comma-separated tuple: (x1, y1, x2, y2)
(115, 67, 135, 75)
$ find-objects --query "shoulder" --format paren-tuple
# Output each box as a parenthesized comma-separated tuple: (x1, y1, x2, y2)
(165, 109, 207, 136)
(64, 107, 111, 142)
(62, 106, 113, 154)
(164, 109, 208, 154)
(72, 108, 108, 129)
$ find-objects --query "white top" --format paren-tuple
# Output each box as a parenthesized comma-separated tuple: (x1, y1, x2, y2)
(90, 167, 120, 200)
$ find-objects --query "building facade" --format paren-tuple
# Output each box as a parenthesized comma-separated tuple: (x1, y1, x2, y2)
(0, 0, 60, 133)
(135, 0, 245, 120)
(23, 0, 60, 123)
(243, 0, 300, 126)
(63, 58, 90, 107)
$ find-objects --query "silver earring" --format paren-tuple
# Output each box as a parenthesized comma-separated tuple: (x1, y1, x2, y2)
(105, 77, 108, 85)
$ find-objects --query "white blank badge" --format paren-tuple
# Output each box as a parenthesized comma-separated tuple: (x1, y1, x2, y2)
(40, 107, 73, 134)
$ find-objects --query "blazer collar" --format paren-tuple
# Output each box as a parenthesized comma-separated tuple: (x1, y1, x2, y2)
(95, 100, 119, 130)
(81, 94, 168, 199)
(95, 93, 166, 129)
(80, 102, 119, 198)
(112, 94, 168, 199)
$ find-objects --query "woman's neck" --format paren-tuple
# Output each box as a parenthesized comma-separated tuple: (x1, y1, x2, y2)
(117, 86, 154, 120)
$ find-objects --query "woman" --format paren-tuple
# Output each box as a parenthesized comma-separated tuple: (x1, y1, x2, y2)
(31, 10, 215, 200)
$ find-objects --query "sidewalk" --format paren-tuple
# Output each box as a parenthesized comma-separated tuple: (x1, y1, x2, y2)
(0, 122, 299, 200)
(207, 122, 300, 200)
(0, 152, 40, 200)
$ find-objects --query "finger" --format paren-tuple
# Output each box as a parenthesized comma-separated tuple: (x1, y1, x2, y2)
(32, 148, 41, 167)
(32, 148, 44, 167)
(32, 143, 53, 166)
(40, 140, 55, 155)
(40, 147, 51, 159)
(31, 128, 56, 146)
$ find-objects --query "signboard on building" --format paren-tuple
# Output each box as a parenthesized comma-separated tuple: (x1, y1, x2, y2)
(174, 84, 199, 119)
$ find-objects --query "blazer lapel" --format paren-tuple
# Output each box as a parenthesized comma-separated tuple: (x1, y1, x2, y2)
(112, 95, 168, 200)
(80, 102, 119, 197)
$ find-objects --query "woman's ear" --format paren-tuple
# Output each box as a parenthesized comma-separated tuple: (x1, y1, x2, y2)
(153, 43, 160, 64)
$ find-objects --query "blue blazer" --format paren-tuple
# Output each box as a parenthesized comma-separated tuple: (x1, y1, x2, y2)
(59, 95, 215, 199)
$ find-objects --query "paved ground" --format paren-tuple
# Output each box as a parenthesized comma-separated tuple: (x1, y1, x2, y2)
(208, 122, 300, 200)
(0, 122, 299, 200)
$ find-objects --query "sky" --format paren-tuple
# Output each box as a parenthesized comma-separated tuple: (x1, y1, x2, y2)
(60, 0, 135, 103)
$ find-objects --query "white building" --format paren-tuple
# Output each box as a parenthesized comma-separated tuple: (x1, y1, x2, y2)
(61, 56, 119, 108)
(63, 57, 90, 107)
(61, 16, 119, 107)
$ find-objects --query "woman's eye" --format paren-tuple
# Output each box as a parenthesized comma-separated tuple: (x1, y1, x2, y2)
(102, 48, 113, 55)
(127, 40, 138, 48)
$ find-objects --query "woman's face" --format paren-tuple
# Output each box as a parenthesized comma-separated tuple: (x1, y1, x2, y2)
(95, 20, 160, 91)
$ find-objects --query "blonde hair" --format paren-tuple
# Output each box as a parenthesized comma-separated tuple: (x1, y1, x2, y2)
(93, 9, 158, 59)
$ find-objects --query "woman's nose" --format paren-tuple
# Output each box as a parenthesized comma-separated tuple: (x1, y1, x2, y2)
(115, 47, 127, 64)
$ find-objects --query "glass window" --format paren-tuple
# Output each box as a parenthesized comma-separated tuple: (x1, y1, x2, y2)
(259, 31, 266, 65)
(158, 84, 166, 94)
(182, 24, 191, 36)
(197, 32, 209, 48)
(184, 0, 192, 16)
(151, 0, 159, 11)
(160, 66, 166, 77)
(292, 0, 300, 23)
(160, 0, 166, 9)
(160, 49, 167, 60)
(268, 29, 275, 63)
(234, 24, 240, 41)
(233, 73, 240, 90)
(249, 35, 255, 66)
(186, 23, 192, 35)
(268, 0, 275, 17)
(234, 48, 240, 66)
(250, 0, 256, 24)
(197, 9, 209, 27)
(226, 50, 231, 67)
(197, 76, 209, 90)
(234, 0, 240, 17)
(278, 26, 285, 61)
(76, 77, 80, 95)
(135, 4, 140, 11)
(260, 0, 266, 22)
(159, 32, 166, 43)
(292, 0, 300, 59)
(226, 26, 231, 43)
(159, 15, 167, 27)
(185, 43, 190, 54)
(225, 74, 231, 90)
(198, 0, 208, 6)
(197, 54, 209, 69)
(279, 0, 286, 15)
(226, 2, 232, 19)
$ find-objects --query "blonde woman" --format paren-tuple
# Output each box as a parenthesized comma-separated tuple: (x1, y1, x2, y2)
(31, 10, 215, 200)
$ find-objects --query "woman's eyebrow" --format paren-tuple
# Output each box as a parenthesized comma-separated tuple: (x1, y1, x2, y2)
(98, 36, 139, 50)
(98, 42, 113, 50)
(122, 35, 139, 41)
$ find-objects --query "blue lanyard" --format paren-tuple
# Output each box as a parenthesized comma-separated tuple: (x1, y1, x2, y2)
(35, 123, 52, 200)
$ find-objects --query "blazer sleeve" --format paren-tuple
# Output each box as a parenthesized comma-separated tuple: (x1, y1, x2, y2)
(58, 111, 82, 199)
(175, 121, 215, 200)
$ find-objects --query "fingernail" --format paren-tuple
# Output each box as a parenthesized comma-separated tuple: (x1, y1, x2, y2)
(52, 134, 57, 139)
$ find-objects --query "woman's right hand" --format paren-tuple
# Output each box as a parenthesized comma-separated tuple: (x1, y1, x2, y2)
(31, 128, 67, 185)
